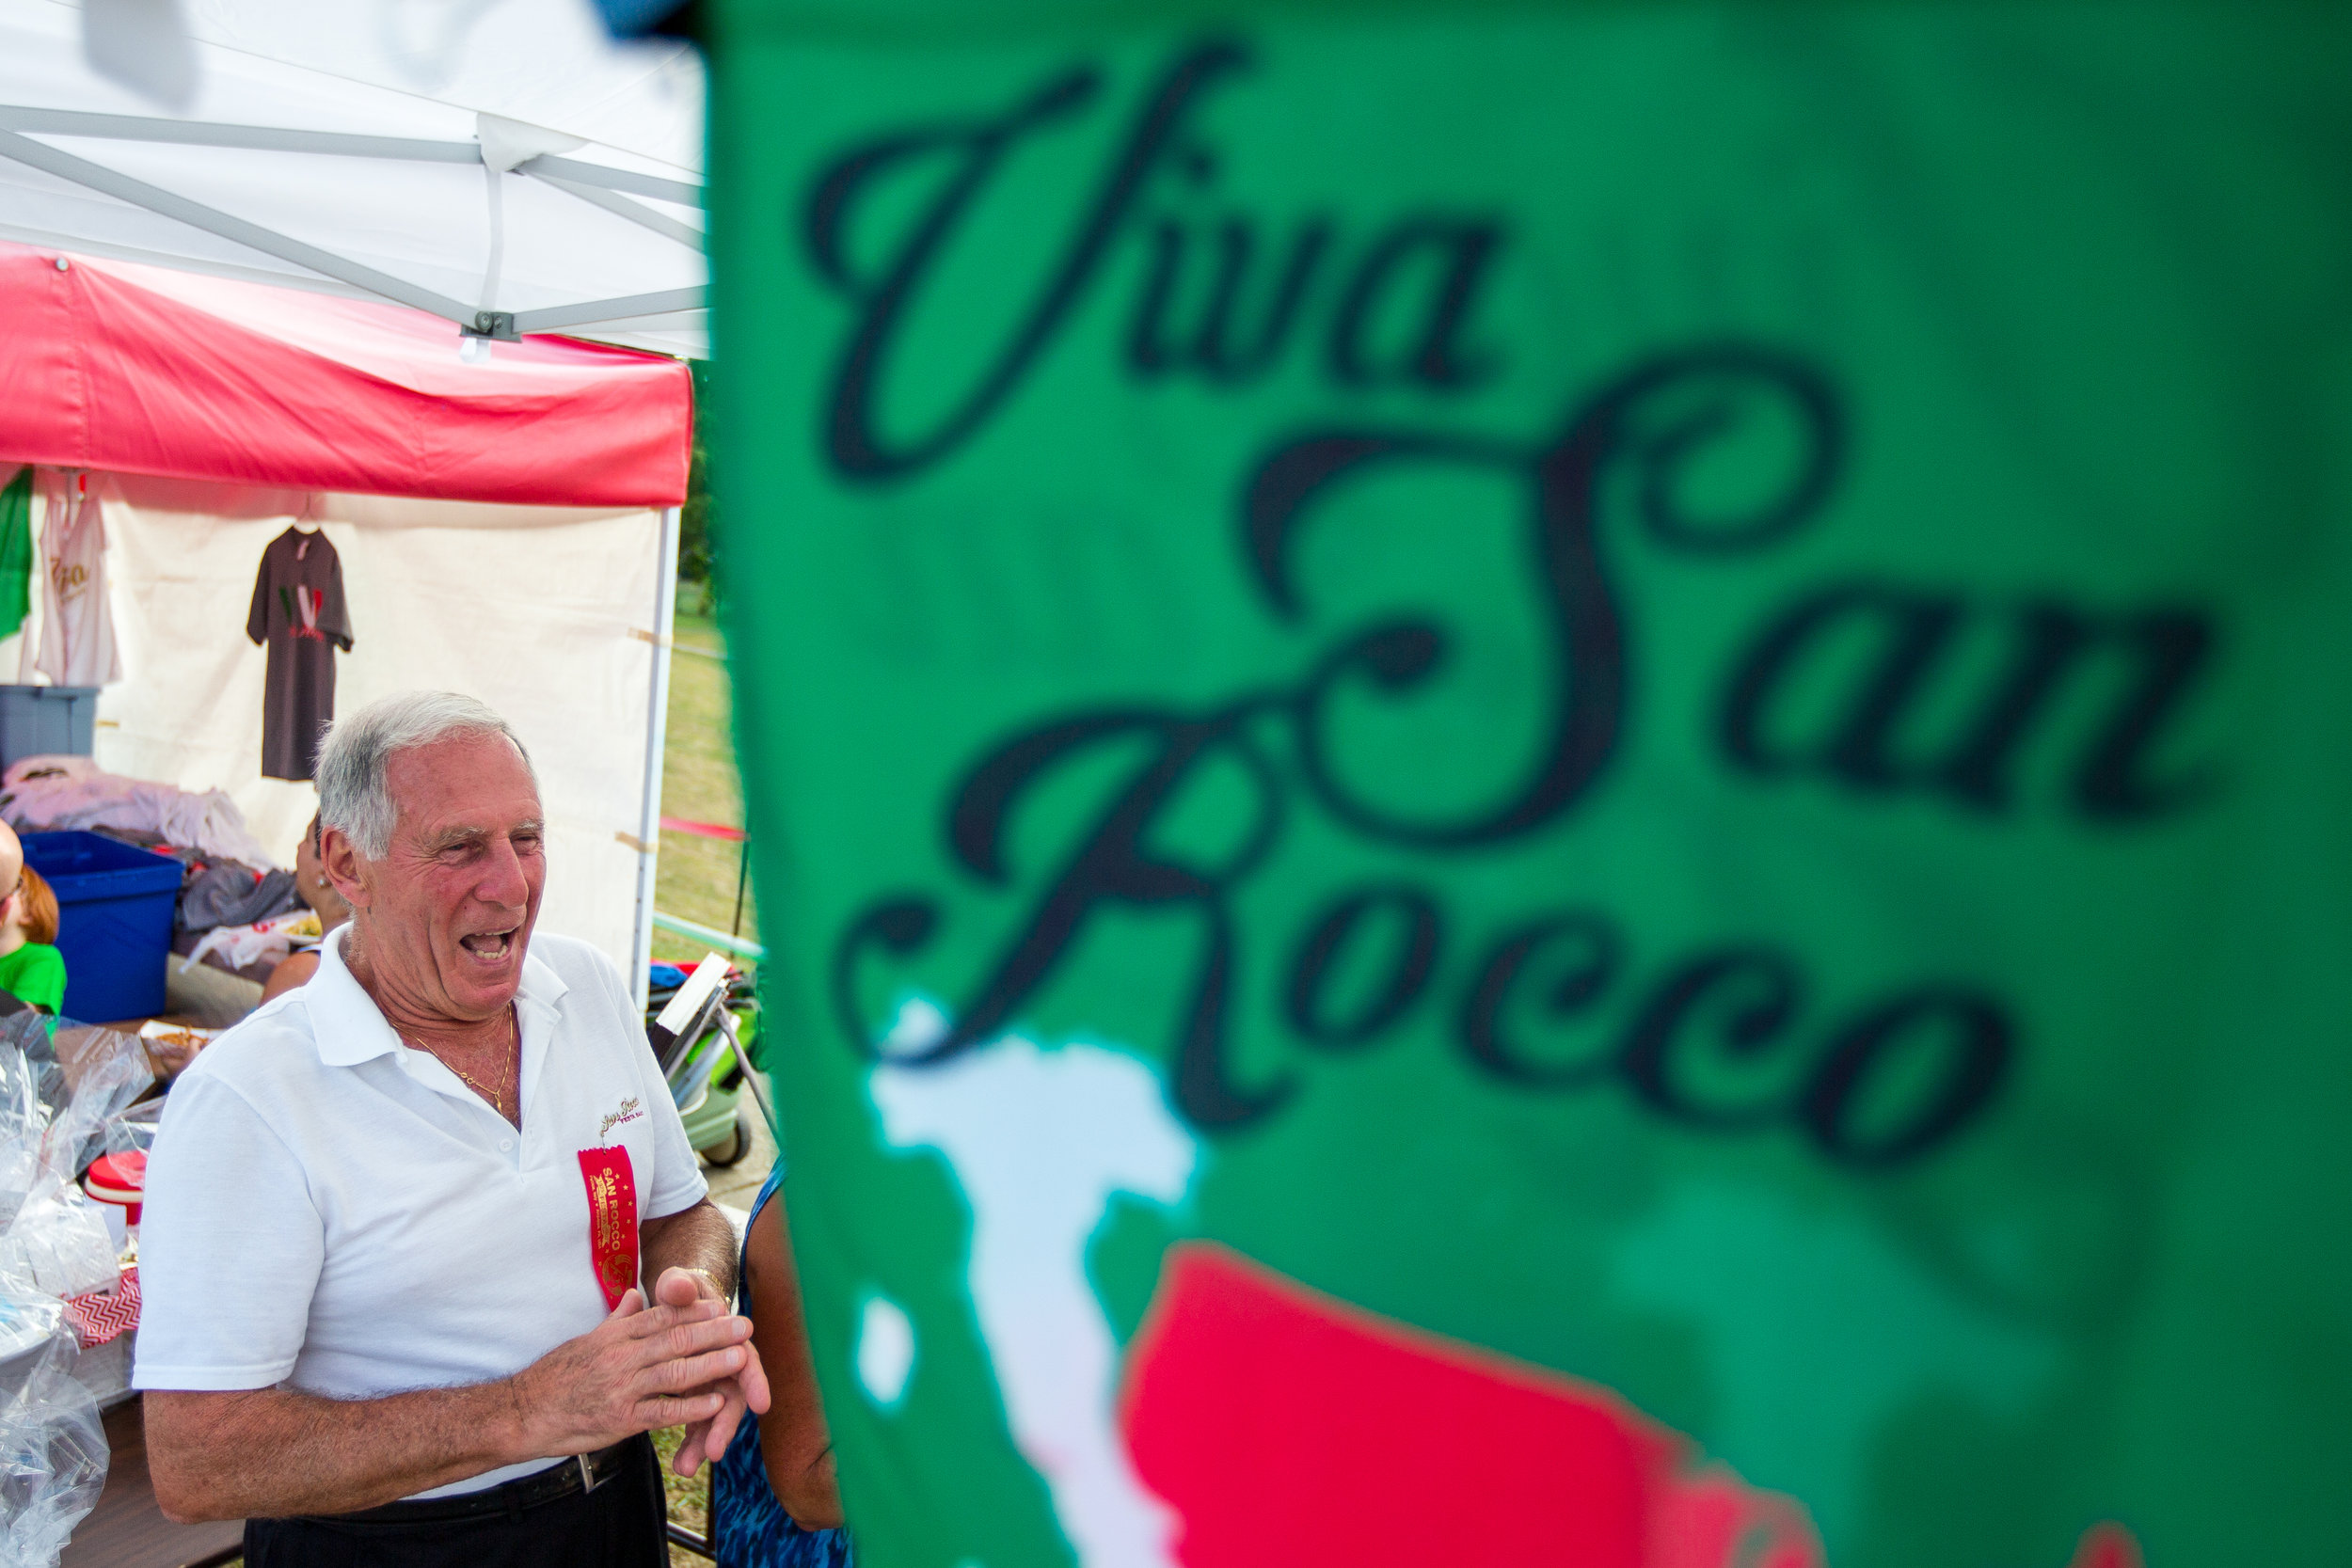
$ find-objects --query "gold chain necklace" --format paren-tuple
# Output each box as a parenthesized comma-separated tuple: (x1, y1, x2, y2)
(411, 1006, 519, 1122)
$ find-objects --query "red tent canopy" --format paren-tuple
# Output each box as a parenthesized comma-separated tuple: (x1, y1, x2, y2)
(0, 242, 691, 508)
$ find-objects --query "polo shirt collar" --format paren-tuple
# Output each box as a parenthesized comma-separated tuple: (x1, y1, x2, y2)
(309, 924, 570, 1069)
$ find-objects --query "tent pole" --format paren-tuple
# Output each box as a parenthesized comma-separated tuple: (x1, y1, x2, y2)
(510, 287, 706, 335)
(631, 504, 681, 1010)
(521, 171, 705, 250)
(0, 111, 708, 207)
(0, 127, 478, 327)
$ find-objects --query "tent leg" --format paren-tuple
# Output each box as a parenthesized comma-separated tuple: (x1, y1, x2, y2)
(731, 832, 750, 939)
(630, 504, 681, 1010)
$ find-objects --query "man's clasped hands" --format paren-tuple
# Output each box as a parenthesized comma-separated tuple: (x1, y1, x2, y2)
(522, 1264, 772, 1478)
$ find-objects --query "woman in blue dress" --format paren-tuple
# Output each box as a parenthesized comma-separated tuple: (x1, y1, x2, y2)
(712, 1163, 854, 1568)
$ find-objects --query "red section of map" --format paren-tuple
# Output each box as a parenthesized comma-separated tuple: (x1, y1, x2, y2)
(1118, 1242, 1820, 1568)
(2070, 1523, 2145, 1568)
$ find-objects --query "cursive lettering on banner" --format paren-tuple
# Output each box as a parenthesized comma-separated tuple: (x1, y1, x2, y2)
(806, 42, 2223, 1172)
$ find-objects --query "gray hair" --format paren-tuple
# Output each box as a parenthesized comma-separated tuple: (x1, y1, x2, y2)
(316, 691, 534, 859)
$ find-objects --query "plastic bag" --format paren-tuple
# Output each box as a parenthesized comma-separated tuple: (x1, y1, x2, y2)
(0, 1019, 144, 1299)
(32, 1023, 153, 1184)
(100, 1099, 163, 1162)
(0, 1019, 149, 1183)
(0, 1043, 40, 1239)
(0, 1183, 116, 1304)
(0, 1019, 132, 1565)
(0, 1286, 103, 1568)
(179, 908, 312, 975)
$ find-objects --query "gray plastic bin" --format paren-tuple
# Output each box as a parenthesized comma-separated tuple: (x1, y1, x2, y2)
(0, 686, 99, 771)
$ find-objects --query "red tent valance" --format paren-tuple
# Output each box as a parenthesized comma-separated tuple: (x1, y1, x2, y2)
(0, 243, 691, 509)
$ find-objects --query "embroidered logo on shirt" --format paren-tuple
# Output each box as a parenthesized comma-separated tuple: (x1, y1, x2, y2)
(598, 1097, 644, 1141)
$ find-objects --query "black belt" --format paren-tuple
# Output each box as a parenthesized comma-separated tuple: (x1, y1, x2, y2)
(301, 1439, 640, 1527)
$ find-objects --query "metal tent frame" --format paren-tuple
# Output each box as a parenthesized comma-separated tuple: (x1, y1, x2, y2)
(0, 104, 704, 345)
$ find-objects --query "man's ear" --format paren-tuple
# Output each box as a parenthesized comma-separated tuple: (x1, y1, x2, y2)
(318, 827, 371, 911)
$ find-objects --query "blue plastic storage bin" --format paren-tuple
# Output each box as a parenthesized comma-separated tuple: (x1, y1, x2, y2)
(0, 687, 100, 771)
(22, 831, 182, 1022)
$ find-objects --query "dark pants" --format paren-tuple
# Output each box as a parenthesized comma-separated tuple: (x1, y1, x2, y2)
(242, 1435, 667, 1568)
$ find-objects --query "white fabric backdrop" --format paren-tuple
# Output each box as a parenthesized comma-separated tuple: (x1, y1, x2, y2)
(0, 474, 665, 967)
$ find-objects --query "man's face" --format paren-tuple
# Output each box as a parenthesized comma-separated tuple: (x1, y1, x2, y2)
(330, 733, 546, 1022)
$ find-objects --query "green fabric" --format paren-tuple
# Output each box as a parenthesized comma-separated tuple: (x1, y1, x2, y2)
(0, 942, 68, 1017)
(0, 467, 32, 644)
(707, 6, 2352, 1565)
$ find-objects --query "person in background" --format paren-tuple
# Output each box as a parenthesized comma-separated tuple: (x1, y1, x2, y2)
(713, 1162, 852, 1568)
(259, 812, 355, 1003)
(0, 820, 66, 1015)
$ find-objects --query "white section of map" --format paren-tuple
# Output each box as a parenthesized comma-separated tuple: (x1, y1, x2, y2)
(856, 1293, 915, 1407)
(872, 1035, 1197, 1568)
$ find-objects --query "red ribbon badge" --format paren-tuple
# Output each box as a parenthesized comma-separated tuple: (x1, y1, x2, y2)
(577, 1147, 640, 1309)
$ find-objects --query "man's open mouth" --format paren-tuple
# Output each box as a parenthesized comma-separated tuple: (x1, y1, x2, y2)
(459, 928, 516, 962)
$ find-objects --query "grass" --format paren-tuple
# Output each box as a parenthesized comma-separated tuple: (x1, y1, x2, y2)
(655, 1424, 717, 1566)
(653, 610, 759, 969)
(654, 608, 741, 1563)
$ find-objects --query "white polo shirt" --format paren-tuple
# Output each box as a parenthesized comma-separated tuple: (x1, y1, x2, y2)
(133, 926, 708, 1497)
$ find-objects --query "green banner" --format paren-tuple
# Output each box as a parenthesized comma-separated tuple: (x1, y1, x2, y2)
(707, 7, 2352, 1565)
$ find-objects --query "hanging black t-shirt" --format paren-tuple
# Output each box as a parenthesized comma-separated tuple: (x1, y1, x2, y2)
(246, 527, 354, 781)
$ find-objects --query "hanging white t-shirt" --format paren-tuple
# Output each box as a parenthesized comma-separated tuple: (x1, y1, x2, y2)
(24, 470, 121, 688)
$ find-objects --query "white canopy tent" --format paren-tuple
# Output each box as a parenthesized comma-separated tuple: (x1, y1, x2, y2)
(0, 0, 707, 357)
(0, 0, 710, 992)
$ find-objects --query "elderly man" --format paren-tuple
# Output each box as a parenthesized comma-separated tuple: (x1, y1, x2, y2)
(135, 691, 769, 1568)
